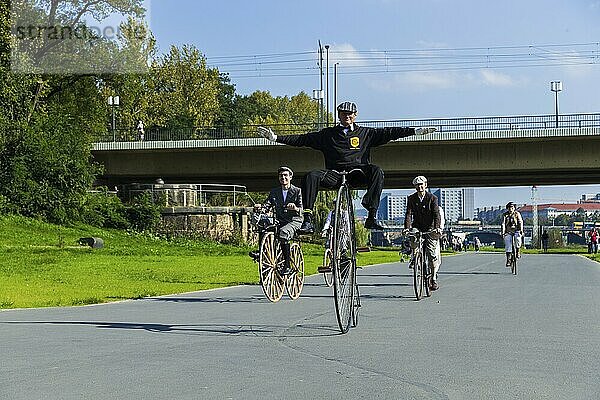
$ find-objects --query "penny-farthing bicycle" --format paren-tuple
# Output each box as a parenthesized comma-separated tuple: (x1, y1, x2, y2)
(254, 210, 305, 302)
(330, 169, 362, 334)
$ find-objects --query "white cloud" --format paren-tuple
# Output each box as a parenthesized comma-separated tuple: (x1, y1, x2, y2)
(365, 69, 525, 93)
(329, 43, 370, 68)
(479, 70, 515, 86)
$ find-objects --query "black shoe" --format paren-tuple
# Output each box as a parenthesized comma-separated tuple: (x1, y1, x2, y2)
(298, 221, 314, 235)
(318, 265, 332, 273)
(430, 281, 439, 291)
(364, 218, 384, 230)
(248, 251, 259, 262)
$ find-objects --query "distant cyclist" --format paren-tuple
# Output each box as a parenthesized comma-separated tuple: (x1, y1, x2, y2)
(258, 101, 436, 233)
(501, 202, 523, 267)
(403, 175, 442, 290)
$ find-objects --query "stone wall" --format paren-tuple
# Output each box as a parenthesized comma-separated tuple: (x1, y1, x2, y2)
(160, 206, 257, 243)
(119, 183, 257, 243)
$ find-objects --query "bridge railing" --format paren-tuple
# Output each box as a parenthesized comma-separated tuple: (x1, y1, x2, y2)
(95, 113, 600, 143)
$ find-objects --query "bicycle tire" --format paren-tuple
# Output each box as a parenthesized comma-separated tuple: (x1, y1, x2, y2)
(352, 280, 360, 327)
(258, 232, 285, 302)
(413, 251, 423, 300)
(511, 239, 518, 275)
(332, 184, 355, 334)
(424, 249, 431, 298)
(285, 242, 304, 300)
(322, 248, 334, 287)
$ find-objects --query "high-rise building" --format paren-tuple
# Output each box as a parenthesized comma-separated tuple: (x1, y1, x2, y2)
(378, 193, 408, 221)
(377, 188, 474, 223)
(431, 188, 475, 223)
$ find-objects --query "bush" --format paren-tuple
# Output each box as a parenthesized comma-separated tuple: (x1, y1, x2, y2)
(81, 189, 130, 229)
(126, 192, 162, 232)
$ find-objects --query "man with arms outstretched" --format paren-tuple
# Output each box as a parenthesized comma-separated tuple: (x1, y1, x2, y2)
(258, 101, 436, 233)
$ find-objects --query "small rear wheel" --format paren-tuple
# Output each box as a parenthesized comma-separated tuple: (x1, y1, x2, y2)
(322, 248, 334, 287)
(285, 243, 304, 300)
(258, 232, 285, 302)
(351, 279, 360, 327)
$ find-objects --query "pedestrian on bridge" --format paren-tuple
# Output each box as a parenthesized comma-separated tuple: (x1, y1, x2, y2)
(258, 101, 436, 234)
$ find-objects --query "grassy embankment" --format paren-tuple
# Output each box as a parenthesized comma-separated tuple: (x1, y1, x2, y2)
(0, 215, 402, 309)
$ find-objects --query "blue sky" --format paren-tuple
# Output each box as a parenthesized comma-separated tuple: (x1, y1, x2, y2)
(142, 0, 600, 208)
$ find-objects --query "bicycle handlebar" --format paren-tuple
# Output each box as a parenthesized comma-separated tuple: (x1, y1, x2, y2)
(330, 168, 365, 176)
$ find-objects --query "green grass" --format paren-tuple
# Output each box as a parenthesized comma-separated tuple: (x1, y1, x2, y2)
(0, 215, 402, 309)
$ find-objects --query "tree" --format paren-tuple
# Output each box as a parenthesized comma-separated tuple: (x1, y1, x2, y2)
(11, 0, 146, 75)
(547, 228, 564, 248)
(245, 91, 319, 127)
(554, 213, 571, 226)
(147, 45, 221, 130)
(97, 17, 156, 137)
(0, 0, 143, 223)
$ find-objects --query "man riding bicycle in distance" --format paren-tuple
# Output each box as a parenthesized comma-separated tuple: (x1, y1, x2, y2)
(501, 202, 523, 267)
(258, 101, 436, 234)
(249, 166, 304, 275)
(403, 175, 442, 290)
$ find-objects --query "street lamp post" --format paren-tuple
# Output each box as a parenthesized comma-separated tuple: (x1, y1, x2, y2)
(108, 95, 120, 141)
(325, 45, 330, 126)
(318, 41, 324, 128)
(550, 81, 562, 128)
(312, 89, 324, 126)
(334, 62, 339, 115)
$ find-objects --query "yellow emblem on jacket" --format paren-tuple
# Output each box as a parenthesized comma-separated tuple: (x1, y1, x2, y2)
(350, 136, 360, 148)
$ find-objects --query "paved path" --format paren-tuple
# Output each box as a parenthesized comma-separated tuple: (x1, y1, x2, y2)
(1, 252, 599, 399)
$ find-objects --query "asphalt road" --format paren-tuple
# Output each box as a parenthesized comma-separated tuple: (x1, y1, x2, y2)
(1, 252, 599, 400)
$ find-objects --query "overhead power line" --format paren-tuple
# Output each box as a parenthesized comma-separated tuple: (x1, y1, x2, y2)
(205, 42, 600, 79)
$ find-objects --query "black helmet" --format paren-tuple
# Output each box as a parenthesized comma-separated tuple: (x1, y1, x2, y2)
(337, 101, 357, 113)
(506, 202, 515, 209)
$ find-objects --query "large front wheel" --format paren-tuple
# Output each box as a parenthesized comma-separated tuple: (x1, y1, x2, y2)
(332, 185, 356, 334)
(258, 232, 285, 302)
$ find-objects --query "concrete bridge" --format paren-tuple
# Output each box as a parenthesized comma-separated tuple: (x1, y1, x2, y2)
(92, 125, 600, 191)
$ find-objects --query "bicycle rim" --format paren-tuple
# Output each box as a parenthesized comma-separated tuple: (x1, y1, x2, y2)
(352, 280, 360, 327)
(323, 248, 334, 287)
(413, 252, 423, 300)
(424, 258, 431, 297)
(332, 185, 355, 333)
(512, 242, 518, 275)
(285, 243, 304, 300)
(258, 232, 284, 302)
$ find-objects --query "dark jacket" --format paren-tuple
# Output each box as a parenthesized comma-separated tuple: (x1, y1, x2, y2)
(264, 184, 303, 225)
(276, 124, 415, 170)
(404, 191, 441, 231)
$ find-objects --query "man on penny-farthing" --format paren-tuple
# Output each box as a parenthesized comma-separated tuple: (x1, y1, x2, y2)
(258, 101, 436, 234)
(249, 166, 303, 275)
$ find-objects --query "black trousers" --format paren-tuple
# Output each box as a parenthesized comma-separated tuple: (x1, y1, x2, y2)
(301, 164, 384, 212)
